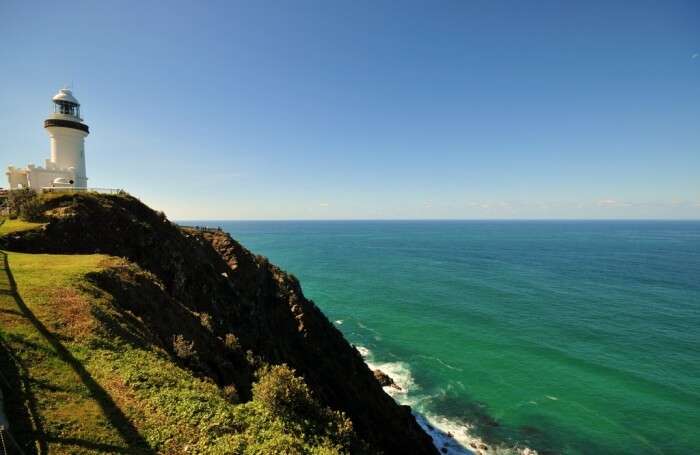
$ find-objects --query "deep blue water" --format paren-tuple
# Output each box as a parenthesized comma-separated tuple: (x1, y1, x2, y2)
(193, 220, 700, 454)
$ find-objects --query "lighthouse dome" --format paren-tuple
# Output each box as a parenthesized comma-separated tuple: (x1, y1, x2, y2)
(52, 88, 80, 105)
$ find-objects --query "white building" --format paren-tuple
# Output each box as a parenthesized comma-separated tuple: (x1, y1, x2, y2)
(6, 88, 90, 190)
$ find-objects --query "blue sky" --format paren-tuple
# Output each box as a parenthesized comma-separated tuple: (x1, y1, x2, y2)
(1, 0, 698, 219)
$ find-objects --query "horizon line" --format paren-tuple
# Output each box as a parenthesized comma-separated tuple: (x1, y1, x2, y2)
(174, 218, 700, 222)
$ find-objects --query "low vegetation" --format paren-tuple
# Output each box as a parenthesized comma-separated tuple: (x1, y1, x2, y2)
(0, 252, 363, 454)
(5, 188, 43, 221)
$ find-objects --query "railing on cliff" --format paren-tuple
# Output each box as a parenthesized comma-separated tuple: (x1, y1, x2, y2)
(40, 187, 126, 195)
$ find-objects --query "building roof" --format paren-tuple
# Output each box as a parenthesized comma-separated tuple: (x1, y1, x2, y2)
(52, 88, 80, 105)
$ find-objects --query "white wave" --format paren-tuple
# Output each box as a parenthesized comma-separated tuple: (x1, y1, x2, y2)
(416, 412, 539, 455)
(356, 345, 371, 357)
(414, 412, 475, 455)
(371, 360, 416, 397)
(334, 319, 343, 325)
(356, 345, 415, 396)
(355, 345, 538, 455)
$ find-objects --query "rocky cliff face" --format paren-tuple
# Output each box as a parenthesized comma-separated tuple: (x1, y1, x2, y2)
(2, 193, 436, 454)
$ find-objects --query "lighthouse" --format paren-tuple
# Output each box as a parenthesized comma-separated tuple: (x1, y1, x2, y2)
(6, 88, 90, 190)
(45, 89, 90, 187)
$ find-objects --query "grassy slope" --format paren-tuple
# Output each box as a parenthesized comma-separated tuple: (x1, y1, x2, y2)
(0, 251, 237, 454)
(0, 219, 44, 236)
(0, 251, 350, 454)
(1, 250, 359, 454)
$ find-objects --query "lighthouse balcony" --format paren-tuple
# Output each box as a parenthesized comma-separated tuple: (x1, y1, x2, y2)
(44, 117, 89, 133)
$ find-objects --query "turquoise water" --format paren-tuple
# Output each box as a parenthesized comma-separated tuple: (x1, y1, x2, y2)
(206, 220, 700, 454)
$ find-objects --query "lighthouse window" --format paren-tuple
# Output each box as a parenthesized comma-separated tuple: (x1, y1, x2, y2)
(55, 102, 77, 116)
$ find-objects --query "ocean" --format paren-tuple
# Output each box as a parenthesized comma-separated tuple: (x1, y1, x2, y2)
(195, 220, 700, 454)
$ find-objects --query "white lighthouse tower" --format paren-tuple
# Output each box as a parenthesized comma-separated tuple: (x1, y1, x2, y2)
(45, 88, 90, 187)
(6, 88, 90, 190)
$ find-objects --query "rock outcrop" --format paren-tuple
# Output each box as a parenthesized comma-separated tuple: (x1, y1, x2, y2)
(373, 369, 402, 391)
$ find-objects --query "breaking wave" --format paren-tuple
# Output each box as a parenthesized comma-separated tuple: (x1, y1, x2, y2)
(357, 345, 537, 455)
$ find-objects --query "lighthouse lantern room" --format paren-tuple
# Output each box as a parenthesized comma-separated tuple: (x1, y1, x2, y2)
(6, 88, 90, 190)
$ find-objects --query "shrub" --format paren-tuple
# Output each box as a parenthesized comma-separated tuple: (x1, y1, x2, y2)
(224, 333, 240, 351)
(256, 255, 269, 267)
(155, 210, 168, 223)
(7, 188, 41, 220)
(172, 334, 196, 360)
(199, 312, 213, 332)
(253, 364, 315, 420)
(18, 197, 43, 221)
(223, 384, 239, 403)
(251, 364, 363, 452)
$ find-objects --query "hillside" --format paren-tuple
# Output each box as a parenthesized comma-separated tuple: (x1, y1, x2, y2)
(0, 193, 436, 454)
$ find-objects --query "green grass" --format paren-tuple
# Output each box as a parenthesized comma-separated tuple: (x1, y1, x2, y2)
(0, 219, 44, 236)
(0, 251, 240, 453)
(0, 251, 358, 454)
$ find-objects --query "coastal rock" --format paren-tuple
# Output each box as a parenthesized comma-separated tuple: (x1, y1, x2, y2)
(374, 368, 402, 390)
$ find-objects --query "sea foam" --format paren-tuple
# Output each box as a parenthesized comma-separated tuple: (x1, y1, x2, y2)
(357, 345, 538, 455)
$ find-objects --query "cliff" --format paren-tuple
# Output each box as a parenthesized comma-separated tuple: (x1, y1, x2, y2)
(0, 192, 436, 454)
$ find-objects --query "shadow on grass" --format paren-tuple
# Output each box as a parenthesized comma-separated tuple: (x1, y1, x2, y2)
(0, 337, 44, 454)
(0, 251, 154, 454)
